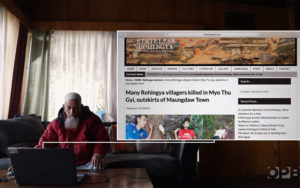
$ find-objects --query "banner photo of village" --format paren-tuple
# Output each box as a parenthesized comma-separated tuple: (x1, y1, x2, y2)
(125, 115, 234, 140)
(125, 38, 296, 65)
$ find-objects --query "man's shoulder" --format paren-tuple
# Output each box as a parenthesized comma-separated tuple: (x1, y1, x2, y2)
(185, 129, 195, 135)
(48, 119, 62, 127)
(89, 112, 101, 121)
(141, 128, 148, 134)
(126, 123, 135, 129)
(44, 119, 62, 131)
(81, 106, 99, 121)
(189, 129, 195, 133)
(84, 112, 105, 128)
(184, 129, 194, 133)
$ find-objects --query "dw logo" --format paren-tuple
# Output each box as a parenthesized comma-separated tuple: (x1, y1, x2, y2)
(267, 167, 300, 179)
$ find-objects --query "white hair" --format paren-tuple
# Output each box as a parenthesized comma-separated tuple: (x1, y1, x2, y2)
(64, 116, 80, 129)
(64, 92, 81, 104)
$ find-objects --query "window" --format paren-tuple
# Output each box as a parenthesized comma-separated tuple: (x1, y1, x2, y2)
(47, 31, 114, 120)
(23, 31, 116, 121)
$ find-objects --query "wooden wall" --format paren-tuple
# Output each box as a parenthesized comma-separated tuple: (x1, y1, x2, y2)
(199, 141, 300, 179)
(295, 0, 300, 29)
(9, 0, 295, 30)
(4, 0, 300, 179)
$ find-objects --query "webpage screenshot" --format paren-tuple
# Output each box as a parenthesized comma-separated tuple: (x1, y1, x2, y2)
(117, 31, 300, 141)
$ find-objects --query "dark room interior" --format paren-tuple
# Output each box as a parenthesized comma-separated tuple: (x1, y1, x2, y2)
(0, 0, 299, 187)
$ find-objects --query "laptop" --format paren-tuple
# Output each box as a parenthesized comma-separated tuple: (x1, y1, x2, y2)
(9, 148, 87, 185)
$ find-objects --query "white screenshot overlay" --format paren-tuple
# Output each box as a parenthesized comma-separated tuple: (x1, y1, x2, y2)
(117, 31, 300, 141)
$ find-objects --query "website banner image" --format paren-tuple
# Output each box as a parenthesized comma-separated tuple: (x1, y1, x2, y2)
(117, 31, 300, 141)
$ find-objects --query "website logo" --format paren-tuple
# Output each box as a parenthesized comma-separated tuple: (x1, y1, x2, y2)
(267, 166, 300, 179)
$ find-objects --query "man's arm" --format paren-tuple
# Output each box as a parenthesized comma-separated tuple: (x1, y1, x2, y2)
(91, 117, 110, 156)
(125, 123, 131, 139)
(145, 123, 153, 140)
(192, 130, 196, 139)
(35, 121, 59, 148)
(90, 116, 110, 169)
(174, 128, 180, 139)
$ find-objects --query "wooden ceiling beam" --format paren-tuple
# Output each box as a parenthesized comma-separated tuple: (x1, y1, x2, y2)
(30, 21, 206, 31)
(0, 0, 31, 27)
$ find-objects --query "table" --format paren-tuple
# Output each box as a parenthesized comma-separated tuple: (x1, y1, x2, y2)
(0, 168, 153, 188)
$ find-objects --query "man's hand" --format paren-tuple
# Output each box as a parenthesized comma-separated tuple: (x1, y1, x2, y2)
(91, 154, 103, 170)
(145, 123, 153, 140)
(148, 123, 153, 130)
(174, 128, 180, 139)
(7, 166, 14, 176)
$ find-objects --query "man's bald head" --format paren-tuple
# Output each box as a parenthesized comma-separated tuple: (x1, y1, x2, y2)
(64, 92, 81, 104)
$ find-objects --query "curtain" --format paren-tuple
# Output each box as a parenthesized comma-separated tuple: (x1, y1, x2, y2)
(105, 32, 117, 121)
(48, 31, 116, 121)
(19, 32, 32, 113)
(22, 31, 51, 121)
(8, 23, 28, 118)
(0, 6, 20, 119)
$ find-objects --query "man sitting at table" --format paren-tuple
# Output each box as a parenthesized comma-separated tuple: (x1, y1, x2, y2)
(35, 92, 109, 169)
